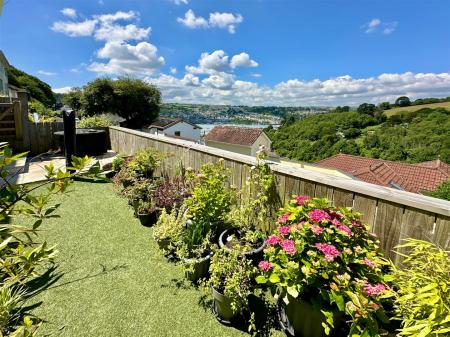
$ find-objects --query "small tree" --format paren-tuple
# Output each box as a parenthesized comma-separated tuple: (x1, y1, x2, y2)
(426, 180, 450, 201)
(112, 78, 161, 128)
(62, 88, 83, 112)
(82, 78, 115, 117)
(395, 96, 411, 107)
(357, 103, 377, 116)
(378, 101, 391, 110)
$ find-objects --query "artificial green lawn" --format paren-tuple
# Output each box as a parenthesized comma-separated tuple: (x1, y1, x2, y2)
(27, 180, 272, 337)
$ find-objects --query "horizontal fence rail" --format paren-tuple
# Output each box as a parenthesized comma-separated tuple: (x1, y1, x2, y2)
(109, 126, 450, 262)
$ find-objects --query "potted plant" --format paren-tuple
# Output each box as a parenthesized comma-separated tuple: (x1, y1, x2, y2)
(122, 178, 157, 206)
(113, 165, 137, 189)
(256, 195, 393, 337)
(391, 239, 450, 337)
(184, 160, 234, 242)
(153, 176, 193, 212)
(177, 218, 212, 283)
(154, 205, 188, 253)
(206, 248, 256, 324)
(127, 148, 164, 179)
(133, 199, 159, 227)
(220, 146, 279, 264)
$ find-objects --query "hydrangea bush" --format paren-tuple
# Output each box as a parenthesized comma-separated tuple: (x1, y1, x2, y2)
(256, 195, 393, 336)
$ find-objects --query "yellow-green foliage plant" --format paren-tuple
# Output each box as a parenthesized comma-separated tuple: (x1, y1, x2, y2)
(392, 239, 450, 337)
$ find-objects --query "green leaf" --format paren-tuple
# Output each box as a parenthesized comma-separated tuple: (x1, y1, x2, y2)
(269, 273, 280, 284)
(287, 286, 299, 298)
(255, 275, 267, 284)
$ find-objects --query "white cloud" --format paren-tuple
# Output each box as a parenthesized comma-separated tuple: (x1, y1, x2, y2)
(146, 71, 450, 106)
(53, 86, 73, 94)
(363, 18, 398, 35)
(181, 73, 200, 86)
(186, 50, 229, 74)
(177, 9, 208, 29)
(38, 70, 57, 76)
(52, 10, 165, 76)
(230, 52, 258, 68)
(383, 22, 398, 35)
(94, 23, 151, 42)
(172, 0, 188, 4)
(95, 10, 138, 23)
(88, 41, 165, 75)
(170, 67, 177, 74)
(61, 8, 77, 19)
(177, 9, 243, 33)
(208, 12, 243, 34)
(364, 18, 381, 33)
(51, 19, 97, 37)
(250, 73, 262, 78)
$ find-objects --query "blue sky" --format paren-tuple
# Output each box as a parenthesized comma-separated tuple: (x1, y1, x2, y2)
(1, 0, 450, 106)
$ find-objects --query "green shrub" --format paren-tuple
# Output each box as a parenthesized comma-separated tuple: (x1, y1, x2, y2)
(111, 155, 125, 172)
(392, 239, 450, 337)
(77, 115, 114, 128)
(184, 159, 233, 224)
(28, 99, 59, 122)
(127, 148, 164, 179)
(425, 180, 450, 201)
(153, 205, 188, 253)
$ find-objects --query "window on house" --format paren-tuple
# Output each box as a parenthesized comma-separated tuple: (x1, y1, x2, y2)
(174, 131, 181, 137)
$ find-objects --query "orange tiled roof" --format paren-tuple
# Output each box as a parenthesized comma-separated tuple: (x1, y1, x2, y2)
(316, 154, 450, 193)
(204, 126, 265, 146)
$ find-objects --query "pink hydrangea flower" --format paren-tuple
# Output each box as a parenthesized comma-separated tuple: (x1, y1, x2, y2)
(331, 218, 342, 226)
(295, 195, 310, 205)
(315, 243, 340, 261)
(363, 258, 377, 268)
(337, 224, 353, 236)
(364, 282, 386, 296)
(280, 239, 297, 256)
(351, 220, 363, 228)
(308, 209, 331, 222)
(266, 235, 282, 246)
(258, 260, 273, 271)
(277, 213, 290, 223)
(278, 226, 291, 236)
(310, 224, 324, 235)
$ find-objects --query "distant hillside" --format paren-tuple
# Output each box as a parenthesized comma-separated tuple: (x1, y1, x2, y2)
(268, 107, 450, 164)
(160, 103, 331, 124)
(384, 101, 450, 116)
(7, 66, 56, 107)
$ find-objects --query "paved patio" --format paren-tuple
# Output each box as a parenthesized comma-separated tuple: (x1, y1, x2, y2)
(6, 150, 117, 184)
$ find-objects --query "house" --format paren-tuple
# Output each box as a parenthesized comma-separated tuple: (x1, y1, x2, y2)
(316, 153, 450, 194)
(204, 125, 272, 156)
(0, 51, 10, 96)
(142, 117, 202, 142)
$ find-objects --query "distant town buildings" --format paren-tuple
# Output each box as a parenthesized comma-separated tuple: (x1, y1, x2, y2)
(142, 117, 202, 142)
(317, 153, 450, 194)
(204, 125, 272, 156)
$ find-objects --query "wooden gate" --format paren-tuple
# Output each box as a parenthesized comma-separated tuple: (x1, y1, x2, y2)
(0, 97, 22, 145)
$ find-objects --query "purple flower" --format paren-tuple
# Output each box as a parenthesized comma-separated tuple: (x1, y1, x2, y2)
(258, 260, 273, 271)
(280, 239, 297, 256)
(310, 224, 324, 235)
(308, 209, 331, 222)
(331, 218, 342, 226)
(266, 235, 282, 246)
(278, 226, 291, 236)
(364, 282, 386, 296)
(351, 220, 363, 228)
(315, 243, 340, 261)
(295, 195, 310, 205)
(277, 213, 290, 223)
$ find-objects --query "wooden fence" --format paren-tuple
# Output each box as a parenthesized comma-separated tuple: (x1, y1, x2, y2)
(109, 126, 450, 262)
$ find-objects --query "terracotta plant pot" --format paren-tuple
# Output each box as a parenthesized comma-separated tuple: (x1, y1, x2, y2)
(211, 287, 239, 323)
(183, 253, 211, 282)
(218, 228, 266, 265)
(278, 295, 337, 337)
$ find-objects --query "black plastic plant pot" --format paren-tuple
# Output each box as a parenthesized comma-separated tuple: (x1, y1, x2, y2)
(156, 237, 171, 251)
(105, 171, 115, 179)
(211, 287, 239, 323)
(122, 179, 133, 188)
(183, 253, 211, 283)
(136, 211, 158, 227)
(278, 295, 335, 337)
(218, 228, 266, 265)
